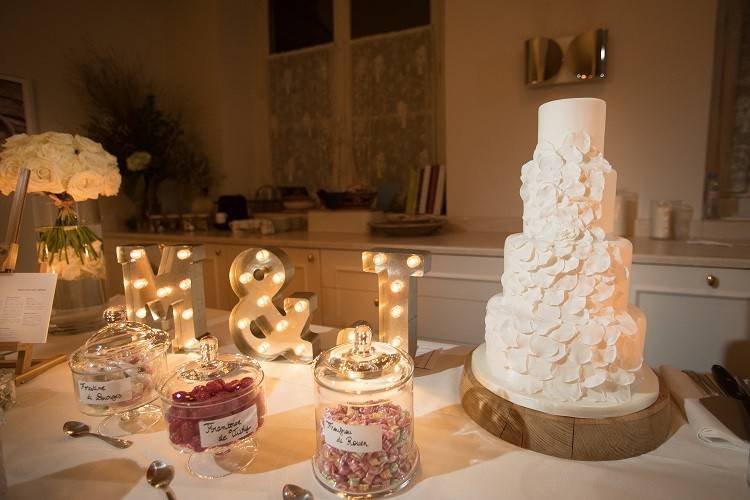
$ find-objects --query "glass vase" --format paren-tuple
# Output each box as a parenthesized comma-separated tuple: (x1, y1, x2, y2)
(33, 194, 107, 335)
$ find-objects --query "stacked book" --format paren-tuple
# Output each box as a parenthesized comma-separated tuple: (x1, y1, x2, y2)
(405, 164, 446, 215)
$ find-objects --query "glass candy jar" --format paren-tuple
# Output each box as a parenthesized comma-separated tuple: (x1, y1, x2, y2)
(312, 323, 418, 497)
(158, 335, 266, 479)
(68, 306, 170, 436)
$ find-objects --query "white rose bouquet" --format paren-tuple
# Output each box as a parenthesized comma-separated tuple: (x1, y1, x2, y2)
(0, 132, 121, 279)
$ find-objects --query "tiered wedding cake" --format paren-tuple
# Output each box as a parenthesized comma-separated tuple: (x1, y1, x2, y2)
(472, 98, 659, 418)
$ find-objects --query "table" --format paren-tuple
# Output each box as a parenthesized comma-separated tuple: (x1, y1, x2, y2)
(3, 311, 749, 499)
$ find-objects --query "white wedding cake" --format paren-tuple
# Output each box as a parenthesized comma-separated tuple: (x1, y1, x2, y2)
(472, 98, 659, 418)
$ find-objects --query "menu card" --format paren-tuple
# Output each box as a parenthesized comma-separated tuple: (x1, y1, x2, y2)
(0, 273, 57, 343)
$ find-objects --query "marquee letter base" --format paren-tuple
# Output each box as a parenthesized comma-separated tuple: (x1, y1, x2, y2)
(460, 348, 671, 461)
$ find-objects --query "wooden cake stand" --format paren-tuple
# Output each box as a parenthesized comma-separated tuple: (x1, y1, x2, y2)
(460, 349, 672, 461)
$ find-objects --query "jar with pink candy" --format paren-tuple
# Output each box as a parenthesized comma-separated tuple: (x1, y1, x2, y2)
(312, 323, 417, 497)
(157, 334, 266, 479)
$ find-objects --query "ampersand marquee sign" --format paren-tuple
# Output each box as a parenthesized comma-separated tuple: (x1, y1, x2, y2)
(229, 247, 319, 362)
(117, 244, 206, 352)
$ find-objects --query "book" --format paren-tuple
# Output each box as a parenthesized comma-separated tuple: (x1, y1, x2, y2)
(405, 169, 419, 215)
(418, 164, 432, 214)
(433, 164, 446, 215)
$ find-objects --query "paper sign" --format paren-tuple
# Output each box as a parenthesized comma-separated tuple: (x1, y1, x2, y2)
(323, 418, 383, 453)
(78, 379, 133, 405)
(199, 405, 258, 448)
(0, 273, 57, 343)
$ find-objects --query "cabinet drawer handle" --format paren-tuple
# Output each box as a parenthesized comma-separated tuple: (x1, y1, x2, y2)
(307, 253, 315, 263)
(373, 299, 379, 307)
(215, 249, 222, 256)
(706, 274, 719, 288)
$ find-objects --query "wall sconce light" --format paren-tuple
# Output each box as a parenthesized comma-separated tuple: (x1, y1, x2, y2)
(117, 244, 206, 352)
(349, 249, 431, 357)
(229, 247, 319, 362)
(526, 28, 607, 87)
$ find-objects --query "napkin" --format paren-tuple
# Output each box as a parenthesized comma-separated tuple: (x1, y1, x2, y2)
(660, 365, 750, 453)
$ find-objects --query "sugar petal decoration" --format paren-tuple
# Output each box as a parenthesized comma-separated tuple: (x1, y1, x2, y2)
(580, 323, 605, 345)
(549, 323, 577, 343)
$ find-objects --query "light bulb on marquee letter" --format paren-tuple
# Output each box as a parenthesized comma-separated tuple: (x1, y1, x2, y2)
(229, 246, 319, 362)
(359, 248, 431, 357)
(117, 244, 206, 352)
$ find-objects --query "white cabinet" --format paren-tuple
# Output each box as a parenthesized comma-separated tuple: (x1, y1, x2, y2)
(630, 264, 750, 377)
(320, 249, 502, 344)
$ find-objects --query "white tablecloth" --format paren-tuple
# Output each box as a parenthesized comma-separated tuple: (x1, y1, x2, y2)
(3, 311, 749, 499)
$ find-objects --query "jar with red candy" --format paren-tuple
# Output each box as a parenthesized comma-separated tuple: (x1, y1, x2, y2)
(313, 322, 418, 497)
(157, 334, 266, 478)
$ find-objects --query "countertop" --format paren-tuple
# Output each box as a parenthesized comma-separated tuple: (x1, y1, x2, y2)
(103, 230, 750, 270)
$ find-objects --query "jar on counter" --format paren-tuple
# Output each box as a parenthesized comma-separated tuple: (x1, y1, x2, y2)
(312, 323, 417, 497)
(181, 213, 196, 232)
(148, 214, 165, 233)
(164, 214, 181, 232)
(194, 213, 210, 232)
(68, 307, 170, 437)
(158, 334, 266, 479)
(649, 200, 672, 240)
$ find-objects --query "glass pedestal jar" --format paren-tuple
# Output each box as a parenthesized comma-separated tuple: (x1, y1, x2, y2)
(34, 195, 107, 335)
(313, 323, 418, 497)
(69, 307, 170, 437)
(158, 335, 266, 479)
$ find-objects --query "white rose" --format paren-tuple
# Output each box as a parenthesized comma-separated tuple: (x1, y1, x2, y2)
(74, 135, 104, 153)
(126, 151, 151, 172)
(0, 158, 22, 195)
(39, 132, 74, 146)
(26, 157, 65, 193)
(66, 170, 105, 201)
(2, 133, 31, 150)
(101, 169, 121, 196)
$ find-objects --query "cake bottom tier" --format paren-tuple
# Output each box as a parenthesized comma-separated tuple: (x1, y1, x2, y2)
(471, 343, 659, 418)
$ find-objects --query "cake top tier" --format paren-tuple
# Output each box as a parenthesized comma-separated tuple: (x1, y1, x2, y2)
(538, 98, 606, 153)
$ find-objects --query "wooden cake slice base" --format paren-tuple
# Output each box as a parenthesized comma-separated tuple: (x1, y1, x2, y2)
(460, 350, 672, 461)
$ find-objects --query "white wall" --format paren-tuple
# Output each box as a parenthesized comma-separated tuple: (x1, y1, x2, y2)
(0, 0, 720, 241)
(444, 0, 718, 226)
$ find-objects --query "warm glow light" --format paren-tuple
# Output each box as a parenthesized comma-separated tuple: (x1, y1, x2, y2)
(348, 331, 356, 343)
(272, 272, 284, 284)
(239, 272, 253, 284)
(181, 308, 194, 320)
(176, 249, 192, 260)
(373, 253, 387, 266)
(256, 249, 270, 262)
(293, 301, 307, 313)
(390, 305, 404, 319)
(133, 278, 148, 290)
(135, 307, 147, 319)
(237, 318, 249, 329)
(276, 319, 289, 332)
(391, 336, 402, 348)
(179, 279, 192, 290)
(293, 344, 305, 356)
(156, 286, 172, 298)
(258, 342, 270, 353)
(390, 280, 405, 293)
(406, 255, 422, 269)
(256, 295, 270, 307)
(129, 249, 146, 261)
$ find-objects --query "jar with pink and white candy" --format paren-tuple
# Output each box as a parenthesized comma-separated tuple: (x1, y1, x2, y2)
(313, 323, 417, 497)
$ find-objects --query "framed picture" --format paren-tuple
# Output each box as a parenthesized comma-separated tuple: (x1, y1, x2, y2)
(0, 75, 37, 142)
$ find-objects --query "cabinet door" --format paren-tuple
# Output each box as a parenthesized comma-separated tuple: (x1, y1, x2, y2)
(630, 264, 750, 377)
(320, 249, 378, 327)
(417, 254, 502, 345)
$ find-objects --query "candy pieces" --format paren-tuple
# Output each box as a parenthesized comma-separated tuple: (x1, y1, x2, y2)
(166, 377, 265, 453)
(315, 403, 416, 495)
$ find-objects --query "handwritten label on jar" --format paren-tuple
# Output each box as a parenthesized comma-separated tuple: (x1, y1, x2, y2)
(199, 405, 258, 448)
(323, 418, 383, 453)
(78, 379, 133, 405)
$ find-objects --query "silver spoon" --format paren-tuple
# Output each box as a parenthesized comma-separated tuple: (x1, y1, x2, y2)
(63, 421, 132, 448)
(147, 460, 177, 500)
(282, 484, 313, 500)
